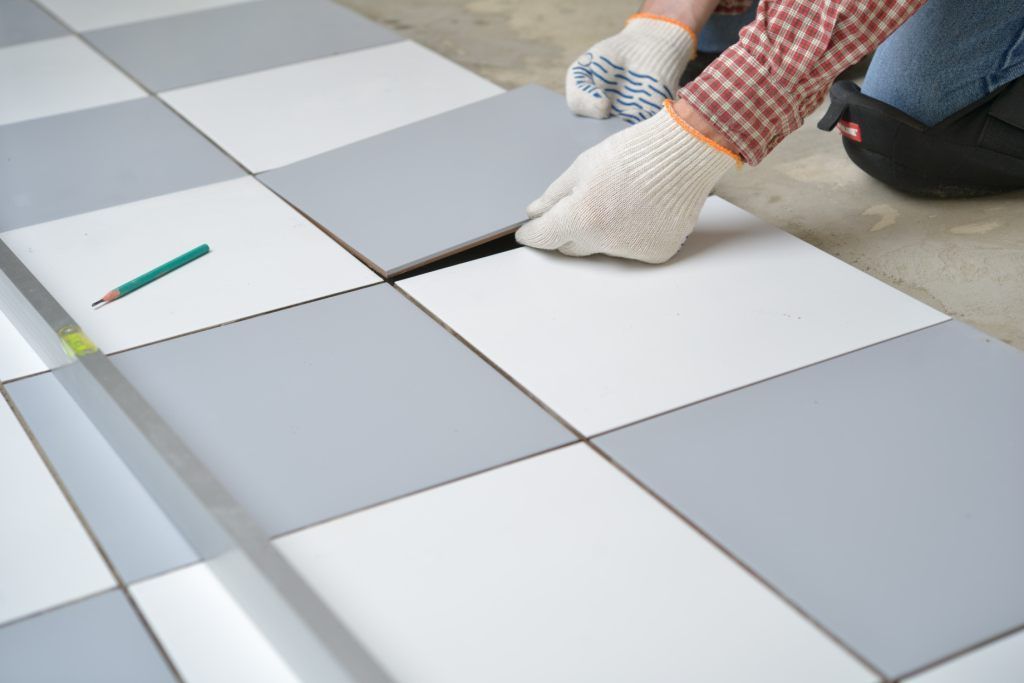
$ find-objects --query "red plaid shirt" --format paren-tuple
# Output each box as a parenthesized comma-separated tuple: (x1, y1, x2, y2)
(682, 0, 927, 164)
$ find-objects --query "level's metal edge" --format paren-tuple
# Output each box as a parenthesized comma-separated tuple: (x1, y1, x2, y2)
(0, 239, 392, 683)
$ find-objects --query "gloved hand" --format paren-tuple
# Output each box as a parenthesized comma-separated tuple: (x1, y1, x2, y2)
(516, 101, 740, 264)
(567, 13, 696, 124)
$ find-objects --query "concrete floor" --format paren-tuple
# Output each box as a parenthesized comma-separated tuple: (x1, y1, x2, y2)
(340, 0, 1024, 349)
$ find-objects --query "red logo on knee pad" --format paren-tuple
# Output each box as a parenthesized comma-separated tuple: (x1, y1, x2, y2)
(837, 119, 862, 142)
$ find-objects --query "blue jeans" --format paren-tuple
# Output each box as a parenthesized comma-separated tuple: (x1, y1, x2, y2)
(698, 0, 1024, 126)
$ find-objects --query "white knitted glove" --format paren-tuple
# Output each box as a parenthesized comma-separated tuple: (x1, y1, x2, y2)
(567, 13, 696, 124)
(516, 101, 740, 264)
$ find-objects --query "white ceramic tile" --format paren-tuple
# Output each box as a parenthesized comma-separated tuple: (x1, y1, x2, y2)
(0, 390, 115, 625)
(2, 177, 379, 355)
(0, 36, 144, 126)
(0, 311, 46, 382)
(161, 41, 503, 172)
(36, 0, 258, 31)
(130, 563, 299, 683)
(277, 443, 876, 683)
(400, 197, 949, 435)
(905, 630, 1024, 683)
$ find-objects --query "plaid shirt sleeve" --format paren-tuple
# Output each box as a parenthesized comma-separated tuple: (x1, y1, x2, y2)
(679, 0, 927, 164)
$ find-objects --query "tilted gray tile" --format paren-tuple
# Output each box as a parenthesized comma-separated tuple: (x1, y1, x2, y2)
(259, 85, 626, 276)
(596, 321, 1024, 679)
(6, 373, 198, 584)
(109, 284, 574, 540)
(0, 590, 176, 682)
(84, 0, 400, 91)
(0, 0, 67, 48)
(0, 97, 243, 231)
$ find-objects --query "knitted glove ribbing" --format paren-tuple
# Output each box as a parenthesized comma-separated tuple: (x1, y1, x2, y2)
(516, 101, 740, 264)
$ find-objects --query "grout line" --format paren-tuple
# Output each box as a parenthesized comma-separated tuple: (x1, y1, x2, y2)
(0, 386, 127, 586)
(103, 279, 382, 357)
(392, 286, 966, 681)
(256, 180, 388, 277)
(0, 586, 116, 631)
(0, 384, 187, 682)
(1, 228, 394, 682)
(119, 587, 188, 683)
(114, 440, 583, 585)
(16, 0, 401, 349)
(14, 4, 983, 679)
(585, 436, 891, 682)
(396, 278, 890, 675)
(3, 280, 381, 372)
(30, 0, 260, 176)
(587, 317, 954, 440)
(270, 439, 579, 541)
(392, 283, 587, 440)
(893, 621, 1024, 681)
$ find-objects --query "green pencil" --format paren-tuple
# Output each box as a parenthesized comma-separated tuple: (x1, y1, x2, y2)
(91, 244, 211, 307)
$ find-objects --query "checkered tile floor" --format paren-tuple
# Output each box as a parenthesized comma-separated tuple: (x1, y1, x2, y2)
(2, 1, 1023, 681)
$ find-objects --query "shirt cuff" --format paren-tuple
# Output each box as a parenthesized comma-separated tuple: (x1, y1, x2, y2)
(677, 45, 803, 165)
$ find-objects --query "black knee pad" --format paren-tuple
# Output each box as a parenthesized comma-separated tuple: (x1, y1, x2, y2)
(818, 78, 1024, 198)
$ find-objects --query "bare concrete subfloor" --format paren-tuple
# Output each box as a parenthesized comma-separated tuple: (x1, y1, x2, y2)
(340, 0, 1024, 349)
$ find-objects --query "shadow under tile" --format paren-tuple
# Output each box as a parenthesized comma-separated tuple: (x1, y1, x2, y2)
(0, 97, 243, 232)
(84, 0, 400, 92)
(597, 320, 1024, 678)
(394, 232, 522, 281)
(259, 84, 625, 277)
(0, 590, 176, 682)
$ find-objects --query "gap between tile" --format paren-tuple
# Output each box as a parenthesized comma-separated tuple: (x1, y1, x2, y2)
(7, 7, 960, 679)
(394, 281, 945, 682)
(584, 317, 953, 440)
(0, 385, 186, 680)
(896, 621, 1024, 681)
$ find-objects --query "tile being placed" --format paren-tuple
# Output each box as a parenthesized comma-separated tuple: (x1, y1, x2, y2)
(164, 40, 503, 173)
(105, 285, 573, 539)
(0, 590, 176, 682)
(905, 628, 1024, 682)
(260, 84, 624, 276)
(0, 0, 67, 48)
(0, 36, 144, 126)
(85, 0, 399, 91)
(0, 390, 115, 624)
(277, 443, 876, 683)
(0, 310, 45, 381)
(400, 197, 949, 434)
(6, 373, 198, 584)
(35, 0, 256, 32)
(131, 563, 300, 683)
(3, 177, 379, 354)
(596, 321, 1024, 679)
(0, 97, 242, 232)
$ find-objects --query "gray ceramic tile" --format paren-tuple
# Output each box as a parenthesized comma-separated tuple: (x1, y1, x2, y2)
(108, 284, 573, 539)
(0, 0, 67, 48)
(595, 320, 1024, 679)
(6, 373, 198, 584)
(259, 85, 626, 276)
(0, 97, 242, 231)
(0, 590, 176, 682)
(84, 0, 399, 92)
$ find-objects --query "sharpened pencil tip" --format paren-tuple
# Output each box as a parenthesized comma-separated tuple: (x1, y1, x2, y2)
(91, 299, 104, 307)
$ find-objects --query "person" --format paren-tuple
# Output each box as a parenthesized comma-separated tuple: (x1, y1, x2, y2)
(516, 0, 1024, 264)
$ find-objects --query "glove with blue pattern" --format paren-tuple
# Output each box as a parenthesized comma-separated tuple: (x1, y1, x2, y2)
(566, 13, 696, 124)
